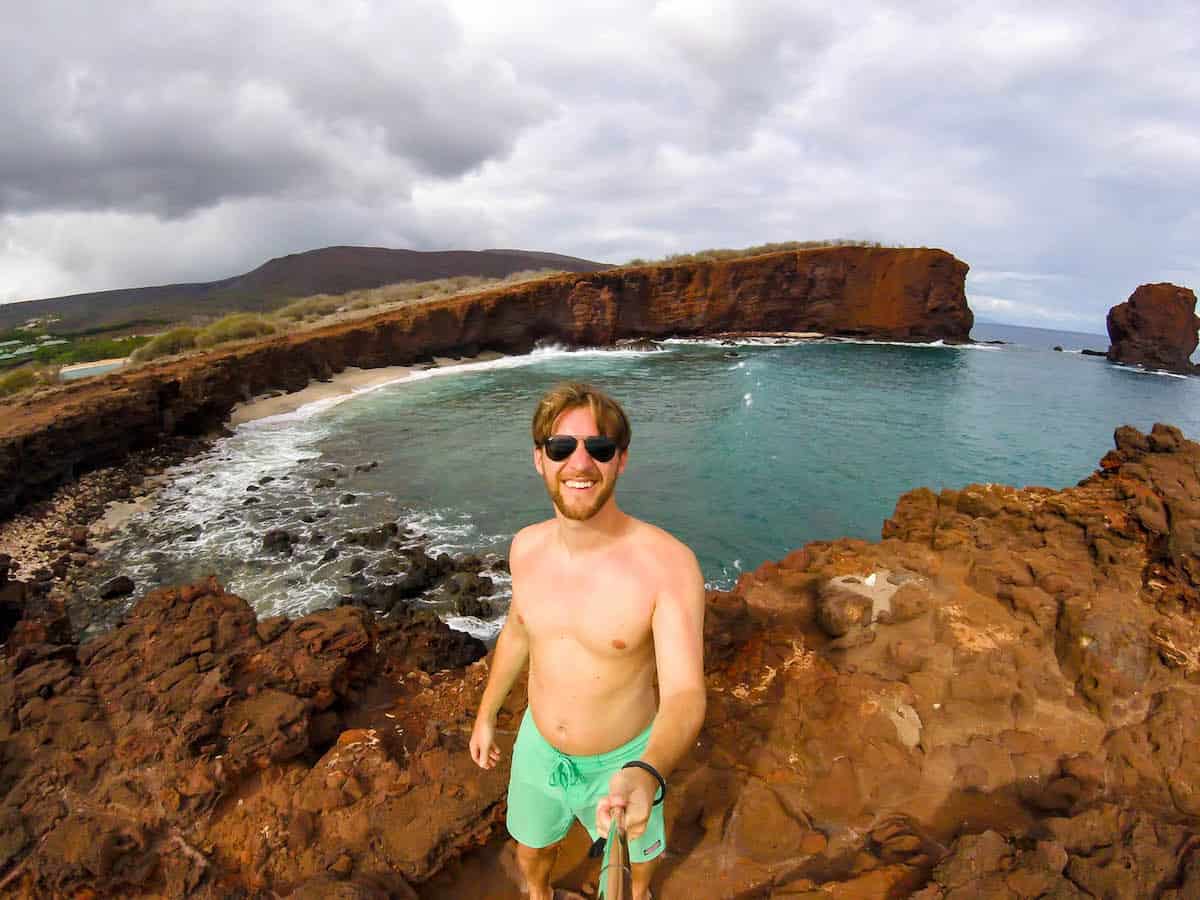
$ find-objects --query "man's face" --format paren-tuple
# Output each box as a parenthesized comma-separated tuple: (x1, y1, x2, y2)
(533, 405, 627, 521)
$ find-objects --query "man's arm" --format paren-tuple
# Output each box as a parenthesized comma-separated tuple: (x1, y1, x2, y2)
(639, 545, 707, 781)
(597, 542, 706, 835)
(477, 602, 530, 721)
(469, 600, 530, 769)
(470, 532, 533, 769)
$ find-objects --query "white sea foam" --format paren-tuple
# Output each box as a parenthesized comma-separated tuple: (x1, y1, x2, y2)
(663, 336, 812, 348)
(826, 337, 1003, 351)
(1113, 364, 1191, 380)
(663, 335, 1003, 351)
(443, 614, 504, 642)
(238, 343, 674, 430)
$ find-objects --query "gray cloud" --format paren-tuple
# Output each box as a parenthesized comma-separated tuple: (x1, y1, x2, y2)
(0, 1, 548, 217)
(0, 0, 1197, 332)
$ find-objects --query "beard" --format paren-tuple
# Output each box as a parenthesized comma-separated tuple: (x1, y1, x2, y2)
(545, 469, 619, 521)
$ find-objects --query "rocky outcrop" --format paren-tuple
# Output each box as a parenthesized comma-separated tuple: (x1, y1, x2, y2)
(0, 578, 489, 897)
(0, 247, 971, 522)
(1106, 282, 1200, 374)
(3, 424, 1198, 898)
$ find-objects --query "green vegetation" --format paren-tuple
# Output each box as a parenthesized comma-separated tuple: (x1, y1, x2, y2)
(195, 313, 277, 347)
(31, 334, 151, 365)
(130, 327, 201, 362)
(1, 329, 150, 370)
(627, 239, 892, 266)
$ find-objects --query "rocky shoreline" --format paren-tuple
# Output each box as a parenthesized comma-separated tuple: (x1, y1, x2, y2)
(2, 423, 1198, 897)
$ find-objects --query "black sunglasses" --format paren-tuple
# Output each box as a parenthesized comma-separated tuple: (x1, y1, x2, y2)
(541, 435, 620, 463)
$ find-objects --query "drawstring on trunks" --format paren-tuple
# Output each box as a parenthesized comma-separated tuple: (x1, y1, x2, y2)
(548, 753, 582, 789)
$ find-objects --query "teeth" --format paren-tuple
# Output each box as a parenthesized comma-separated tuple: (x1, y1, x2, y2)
(565, 480, 594, 488)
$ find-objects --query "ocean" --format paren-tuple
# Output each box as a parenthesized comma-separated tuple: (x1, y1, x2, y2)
(92, 324, 1200, 640)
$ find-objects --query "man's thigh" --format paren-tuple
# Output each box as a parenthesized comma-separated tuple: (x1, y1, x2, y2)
(506, 722, 574, 848)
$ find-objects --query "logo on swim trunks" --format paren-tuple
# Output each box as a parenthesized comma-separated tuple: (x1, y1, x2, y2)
(644, 840, 661, 856)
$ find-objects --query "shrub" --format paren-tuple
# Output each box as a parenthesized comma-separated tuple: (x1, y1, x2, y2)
(130, 327, 200, 362)
(275, 294, 345, 321)
(0, 367, 37, 397)
(196, 314, 277, 347)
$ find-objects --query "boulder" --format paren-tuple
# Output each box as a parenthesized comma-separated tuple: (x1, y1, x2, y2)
(1106, 282, 1200, 374)
(98, 575, 135, 599)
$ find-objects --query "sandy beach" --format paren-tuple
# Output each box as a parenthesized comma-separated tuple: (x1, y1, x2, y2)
(227, 351, 507, 426)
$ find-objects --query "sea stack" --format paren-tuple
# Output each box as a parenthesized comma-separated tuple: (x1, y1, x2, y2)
(1106, 282, 1200, 374)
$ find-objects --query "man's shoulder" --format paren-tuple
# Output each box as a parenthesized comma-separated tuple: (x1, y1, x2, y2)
(509, 520, 555, 567)
(628, 519, 699, 574)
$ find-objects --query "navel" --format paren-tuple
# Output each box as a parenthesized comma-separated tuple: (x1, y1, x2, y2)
(611, 639, 627, 650)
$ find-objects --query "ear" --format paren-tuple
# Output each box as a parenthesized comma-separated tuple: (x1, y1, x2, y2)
(616, 447, 629, 476)
(533, 444, 545, 477)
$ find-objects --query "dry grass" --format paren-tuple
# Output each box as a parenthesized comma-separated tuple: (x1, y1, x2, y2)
(130, 327, 201, 362)
(272, 269, 564, 323)
(0, 364, 62, 400)
(115, 268, 565, 373)
(626, 239, 897, 266)
(195, 314, 278, 347)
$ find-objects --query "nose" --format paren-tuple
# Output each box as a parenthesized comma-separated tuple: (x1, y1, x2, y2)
(562, 436, 599, 471)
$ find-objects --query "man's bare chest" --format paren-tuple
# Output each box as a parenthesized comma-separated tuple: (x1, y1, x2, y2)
(516, 564, 656, 658)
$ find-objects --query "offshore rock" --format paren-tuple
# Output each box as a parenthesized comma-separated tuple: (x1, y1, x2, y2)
(0, 246, 970, 521)
(1106, 282, 1200, 374)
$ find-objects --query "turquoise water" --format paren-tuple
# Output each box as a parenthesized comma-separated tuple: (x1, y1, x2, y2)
(97, 328, 1200, 637)
(61, 360, 125, 381)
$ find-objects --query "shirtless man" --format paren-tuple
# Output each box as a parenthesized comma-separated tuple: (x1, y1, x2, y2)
(470, 382, 707, 900)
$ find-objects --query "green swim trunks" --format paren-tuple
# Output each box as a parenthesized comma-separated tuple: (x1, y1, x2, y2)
(506, 706, 666, 864)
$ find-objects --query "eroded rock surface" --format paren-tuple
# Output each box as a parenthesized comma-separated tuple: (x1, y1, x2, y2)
(1106, 282, 1200, 374)
(0, 578, 489, 897)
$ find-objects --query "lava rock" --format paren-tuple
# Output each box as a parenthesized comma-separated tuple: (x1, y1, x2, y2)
(263, 529, 295, 555)
(99, 575, 135, 599)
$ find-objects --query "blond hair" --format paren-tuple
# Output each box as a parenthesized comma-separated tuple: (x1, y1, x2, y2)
(531, 382, 631, 450)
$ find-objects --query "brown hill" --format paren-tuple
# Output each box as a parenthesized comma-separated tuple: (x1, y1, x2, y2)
(0, 246, 611, 334)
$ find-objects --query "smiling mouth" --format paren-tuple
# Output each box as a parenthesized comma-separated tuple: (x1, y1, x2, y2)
(562, 478, 597, 490)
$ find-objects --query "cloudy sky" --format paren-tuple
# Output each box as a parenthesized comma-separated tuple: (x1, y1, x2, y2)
(1, 0, 1197, 332)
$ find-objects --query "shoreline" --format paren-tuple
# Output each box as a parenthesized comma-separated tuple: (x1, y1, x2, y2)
(227, 350, 507, 426)
(1, 351, 513, 624)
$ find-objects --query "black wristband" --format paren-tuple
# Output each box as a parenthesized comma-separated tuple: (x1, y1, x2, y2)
(621, 760, 666, 806)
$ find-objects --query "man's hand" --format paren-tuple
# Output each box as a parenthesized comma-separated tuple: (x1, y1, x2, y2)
(596, 767, 658, 841)
(469, 714, 501, 769)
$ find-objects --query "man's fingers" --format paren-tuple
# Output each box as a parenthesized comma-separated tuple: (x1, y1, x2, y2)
(595, 798, 613, 837)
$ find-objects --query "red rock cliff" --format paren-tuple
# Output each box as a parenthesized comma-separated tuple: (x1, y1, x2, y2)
(0, 246, 971, 521)
(1106, 282, 1200, 374)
